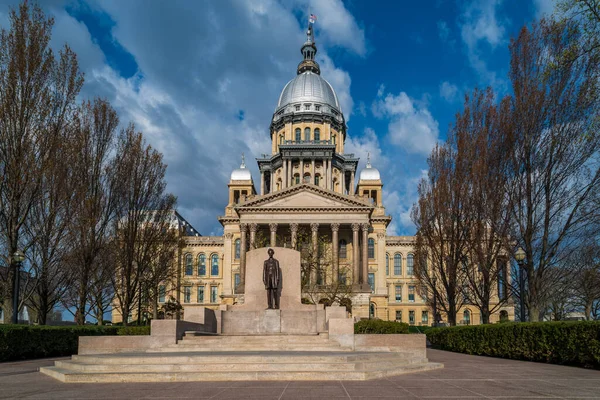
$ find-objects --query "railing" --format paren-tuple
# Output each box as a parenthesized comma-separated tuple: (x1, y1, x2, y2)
(281, 140, 334, 145)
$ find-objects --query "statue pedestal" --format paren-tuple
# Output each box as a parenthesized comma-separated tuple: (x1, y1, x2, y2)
(221, 308, 323, 335)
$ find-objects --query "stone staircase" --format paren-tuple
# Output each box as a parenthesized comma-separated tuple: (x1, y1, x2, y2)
(39, 332, 442, 382)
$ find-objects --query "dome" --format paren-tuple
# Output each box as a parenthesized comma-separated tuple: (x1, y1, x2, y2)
(231, 154, 252, 181)
(276, 71, 340, 111)
(359, 154, 381, 181)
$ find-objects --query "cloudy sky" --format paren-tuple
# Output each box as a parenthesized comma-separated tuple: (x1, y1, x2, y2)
(0, 0, 557, 236)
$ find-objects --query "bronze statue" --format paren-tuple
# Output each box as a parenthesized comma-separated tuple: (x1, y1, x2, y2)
(263, 248, 281, 309)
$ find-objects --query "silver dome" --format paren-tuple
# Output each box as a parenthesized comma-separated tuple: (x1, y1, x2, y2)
(277, 71, 340, 111)
(231, 154, 252, 181)
(359, 155, 381, 181)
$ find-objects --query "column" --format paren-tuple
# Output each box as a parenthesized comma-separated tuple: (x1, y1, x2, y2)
(311, 159, 315, 184)
(269, 223, 278, 247)
(288, 159, 293, 186)
(376, 231, 386, 295)
(350, 171, 355, 195)
(282, 157, 287, 189)
(361, 223, 369, 285)
(223, 232, 233, 295)
(300, 159, 304, 183)
(290, 223, 298, 249)
(249, 223, 258, 249)
(351, 223, 360, 284)
(331, 223, 340, 283)
(311, 223, 319, 284)
(260, 172, 265, 195)
(239, 224, 247, 286)
(326, 159, 330, 189)
(341, 169, 346, 194)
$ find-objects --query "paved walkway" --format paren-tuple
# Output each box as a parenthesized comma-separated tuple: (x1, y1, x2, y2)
(0, 349, 598, 399)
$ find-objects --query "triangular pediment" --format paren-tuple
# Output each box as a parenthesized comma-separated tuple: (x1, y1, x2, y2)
(237, 184, 373, 210)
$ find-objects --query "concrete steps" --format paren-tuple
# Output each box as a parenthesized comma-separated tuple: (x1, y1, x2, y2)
(40, 351, 443, 382)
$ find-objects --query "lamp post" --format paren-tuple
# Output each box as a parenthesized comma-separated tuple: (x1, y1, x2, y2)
(515, 247, 526, 323)
(11, 250, 25, 324)
(432, 277, 438, 327)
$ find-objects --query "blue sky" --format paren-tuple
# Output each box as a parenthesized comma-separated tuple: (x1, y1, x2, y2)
(0, 0, 557, 236)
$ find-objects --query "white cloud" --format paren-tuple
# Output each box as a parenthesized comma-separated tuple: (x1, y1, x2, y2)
(345, 127, 387, 172)
(439, 81, 459, 102)
(533, 0, 556, 18)
(319, 53, 353, 120)
(372, 88, 439, 155)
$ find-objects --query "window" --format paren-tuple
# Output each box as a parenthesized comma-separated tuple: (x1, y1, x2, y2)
(304, 127, 310, 141)
(158, 285, 166, 303)
(385, 253, 389, 275)
(338, 271, 347, 285)
(368, 273, 375, 292)
(395, 310, 402, 322)
(198, 253, 206, 276)
(314, 175, 320, 185)
(197, 286, 204, 303)
(185, 254, 193, 276)
(295, 174, 300, 185)
(394, 253, 402, 275)
(184, 286, 191, 303)
(303, 174, 311, 183)
(339, 240, 347, 259)
(332, 134, 336, 144)
(295, 105, 300, 111)
(407, 254, 414, 276)
(409, 310, 415, 325)
(234, 274, 240, 290)
(295, 128, 301, 142)
(234, 239, 240, 260)
(314, 128, 320, 141)
(315, 104, 321, 111)
(395, 285, 402, 302)
(408, 285, 415, 302)
(210, 286, 218, 303)
(422, 311, 429, 324)
(463, 310, 471, 325)
(211, 254, 219, 276)
(368, 238, 375, 259)
(304, 104, 311, 110)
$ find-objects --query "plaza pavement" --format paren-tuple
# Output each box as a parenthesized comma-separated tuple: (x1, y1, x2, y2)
(0, 349, 598, 399)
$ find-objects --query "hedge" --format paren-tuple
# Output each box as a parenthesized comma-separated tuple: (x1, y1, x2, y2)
(426, 321, 600, 369)
(116, 326, 151, 336)
(0, 324, 150, 362)
(354, 319, 409, 334)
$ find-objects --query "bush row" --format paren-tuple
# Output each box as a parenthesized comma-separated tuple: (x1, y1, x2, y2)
(354, 319, 409, 334)
(426, 321, 600, 369)
(0, 324, 150, 362)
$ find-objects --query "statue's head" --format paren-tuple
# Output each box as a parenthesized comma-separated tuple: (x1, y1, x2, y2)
(267, 248, 274, 257)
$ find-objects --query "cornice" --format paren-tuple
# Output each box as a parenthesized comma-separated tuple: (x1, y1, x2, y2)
(237, 206, 373, 213)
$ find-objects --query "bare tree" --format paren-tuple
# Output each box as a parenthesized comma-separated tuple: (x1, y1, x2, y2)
(569, 242, 600, 320)
(507, 19, 600, 321)
(0, 1, 83, 321)
(111, 125, 177, 326)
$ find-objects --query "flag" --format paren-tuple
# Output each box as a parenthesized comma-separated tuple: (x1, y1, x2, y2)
(309, 14, 317, 24)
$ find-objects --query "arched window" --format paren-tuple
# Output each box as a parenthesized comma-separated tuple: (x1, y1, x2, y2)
(394, 253, 402, 275)
(463, 310, 471, 325)
(314, 174, 320, 186)
(295, 128, 301, 142)
(234, 239, 241, 260)
(407, 254, 414, 275)
(294, 174, 300, 185)
(368, 238, 375, 259)
(279, 135, 284, 144)
(198, 253, 206, 276)
(304, 127, 310, 141)
(339, 239, 347, 259)
(211, 254, 219, 276)
(185, 254, 193, 276)
(314, 128, 320, 141)
(303, 174, 311, 183)
(332, 134, 336, 144)
(386, 253, 390, 276)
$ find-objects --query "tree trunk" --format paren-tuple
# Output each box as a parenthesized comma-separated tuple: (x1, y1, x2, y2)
(152, 295, 158, 320)
(480, 304, 490, 324)
(585, 301, 593, 321)
(529, 305, 540, 322)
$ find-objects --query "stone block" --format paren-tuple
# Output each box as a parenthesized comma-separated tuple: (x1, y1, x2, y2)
(325, 306, 347, 322)
(182, 307, 219, 333)
(354, 334, 426, 357)
(281, 310, 317, 334)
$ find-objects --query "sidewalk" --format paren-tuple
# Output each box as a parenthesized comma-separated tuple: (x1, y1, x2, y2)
(0, 349, 598, 399)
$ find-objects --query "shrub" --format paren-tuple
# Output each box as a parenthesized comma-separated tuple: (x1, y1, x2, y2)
(426, 321, 600, 369)
(354, 319, 409, 334)
(0, 325, 119, 362)
(408, 325, 433, 334)
(117, 326, 151, 336)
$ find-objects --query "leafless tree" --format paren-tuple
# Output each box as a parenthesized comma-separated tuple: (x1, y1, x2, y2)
(111, 125, 178, 326)
(569, 242, 600, 320)
(507, 18, 600, 321)
(0, 2, 83, 321)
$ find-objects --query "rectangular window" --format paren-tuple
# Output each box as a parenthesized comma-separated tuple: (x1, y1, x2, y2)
(394, 255, 402, 276)
(295, 105, 300, 111)
(368, 273, 375, 292)
(315, 104, 321, 111)
(158, 285, 166, 303)
(395, 285, 402, 303)
(422, 311, 428, 324)
(234, 274, 240, 291)
(211, 256, 219, 276)
(304, 104, 311, 110)
(395, 310, 402, 322)
(210, 286, 218, 303)
(407, 255, 414, 276)
(339, 272, 347, 285)
(184, 286, 191, 303)
(408, 285, 415, 303)
(198, 255, 206, 276)
(197, 286, 204, 303)
(409, 310, 415, 325)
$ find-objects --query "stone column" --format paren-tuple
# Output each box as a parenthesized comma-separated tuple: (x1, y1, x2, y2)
(350, 171, 355, 195)
(342, 169, 346, 194)
(361, 223, 369, 284)
(249, 223, 257, 249)
(331, 223, 340, 283)
(326, 159, 330, 189)
(290, 223, 298, 249)
(311, 159, 316, 184)
(282, 158, 287, 189)
(311, 223, 319, 284)
(269, 223, 278, 247)
(239, 224, 248, 286)
(351, 223, 360, 284)
(288, 159, 293, 186)
(260, 171, 265, 195)
(300, 159, 304, 183)
(223, 232, 233, 295)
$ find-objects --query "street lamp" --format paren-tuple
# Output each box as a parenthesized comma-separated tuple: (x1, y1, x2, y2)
(432, 277, 438, 327)
(515, 247, 526, 323)
(11, 250, 25, 324)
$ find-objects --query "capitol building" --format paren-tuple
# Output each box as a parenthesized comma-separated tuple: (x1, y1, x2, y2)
(115, 24, 512, 326)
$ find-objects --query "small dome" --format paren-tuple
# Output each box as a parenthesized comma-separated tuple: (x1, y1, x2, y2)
(359, 154, 381, 181)
(277, 71, 340, 111)
(231, 154, 252, 181)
